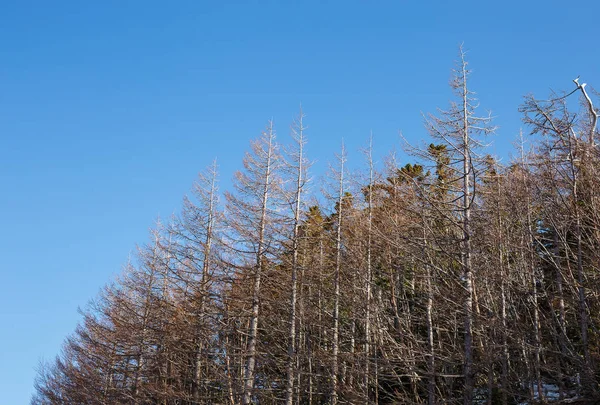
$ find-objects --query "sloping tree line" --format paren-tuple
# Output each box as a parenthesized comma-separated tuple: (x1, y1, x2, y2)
(32, 49, 600, 404)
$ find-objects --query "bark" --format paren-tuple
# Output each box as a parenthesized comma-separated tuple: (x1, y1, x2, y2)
(460, 73, 474, 405)
(331, 144, 346, 405)
(193, 161, 218, 403)
(226, 122, 279, 405)
(285, 111, 307, 405)
(364, 138, 374, 404)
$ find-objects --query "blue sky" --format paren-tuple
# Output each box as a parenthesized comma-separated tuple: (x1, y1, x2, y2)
(1, 1, 598, 403)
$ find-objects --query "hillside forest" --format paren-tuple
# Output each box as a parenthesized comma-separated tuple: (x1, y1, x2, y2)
(32, 49, 600, 404)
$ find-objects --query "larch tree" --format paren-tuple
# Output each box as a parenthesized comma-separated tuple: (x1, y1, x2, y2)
(224, 121, 284, 404)
(422, 46, 494, 405)
(329, 142, 347, 405)
(175, 159, 222, 403)
(32, 51, 600, 405)
(521, 77, 599, 393)
(284, 109, 310, 405)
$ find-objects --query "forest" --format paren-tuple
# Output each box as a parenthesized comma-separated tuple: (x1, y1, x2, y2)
(31, 49, 600, 404)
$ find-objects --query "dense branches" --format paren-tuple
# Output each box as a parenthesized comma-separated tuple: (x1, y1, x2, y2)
(32, 53, 600, 405)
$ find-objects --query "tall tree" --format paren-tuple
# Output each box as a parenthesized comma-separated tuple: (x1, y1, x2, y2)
(176, 160, 222, 403)
(284, 109, 310, 405)
(330, 143, 347, 405)
(521, 77, 599, 393)
(225, 121, 283, 404)
(423, 46, 494, 404)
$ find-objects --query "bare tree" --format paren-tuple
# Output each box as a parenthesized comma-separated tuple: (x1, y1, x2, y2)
(225, 121, 283, 404)
(330, 143, 347, 405)
(423, 45, 494, 404)
(176, 160, 222, 403)
(521, 77, 599, 393)
(284, 109, 310, 405)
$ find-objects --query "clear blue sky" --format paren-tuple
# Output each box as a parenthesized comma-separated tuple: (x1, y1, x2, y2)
(1, 1, 598, 403)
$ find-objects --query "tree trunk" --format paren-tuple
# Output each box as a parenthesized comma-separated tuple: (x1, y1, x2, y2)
(286, 111, 307, 405)
(241, 124, 277, 405)
(460, 53, 474, 405)
(331, 144, 346, 405)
